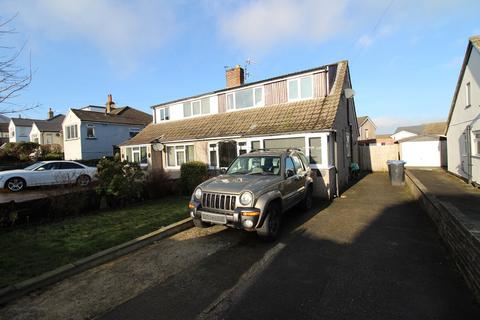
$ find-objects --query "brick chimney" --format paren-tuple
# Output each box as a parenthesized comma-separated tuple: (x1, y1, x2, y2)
(106, 94, 115, 114)
(226, 65, 245, 88)
(48, 108, 54, 119)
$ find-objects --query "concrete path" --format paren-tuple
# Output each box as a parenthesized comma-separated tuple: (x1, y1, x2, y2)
(408, 168, 480, 223)
(2, 173, 479, 319)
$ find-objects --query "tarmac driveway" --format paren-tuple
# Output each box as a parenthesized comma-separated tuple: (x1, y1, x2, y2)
(1, 173, 479, 319)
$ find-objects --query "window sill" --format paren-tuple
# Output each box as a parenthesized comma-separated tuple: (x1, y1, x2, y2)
(86, 137, 97, 140)
(65, 138, 79, 141)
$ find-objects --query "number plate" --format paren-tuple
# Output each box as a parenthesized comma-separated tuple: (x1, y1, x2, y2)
(201, 212, 227, 224)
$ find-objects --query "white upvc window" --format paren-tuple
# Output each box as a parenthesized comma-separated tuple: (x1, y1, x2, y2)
(474, 131, 480, 156)
(86, 124, 95, 139)
(166, 144, 194, 167)
(466, 82, 471, 107)
(158, 107, 170, 121)
(287, 75, 313, 101)
(226, 86, 263, 110)
(183, 98, 210, 118)
(66, 124, 78, 140)
(125, 146, 148, 164)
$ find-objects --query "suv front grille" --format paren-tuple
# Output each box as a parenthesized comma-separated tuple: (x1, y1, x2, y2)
(202, 193, 237, 211)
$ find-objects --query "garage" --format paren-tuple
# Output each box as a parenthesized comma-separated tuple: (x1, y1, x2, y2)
(399, 136, 447, 167)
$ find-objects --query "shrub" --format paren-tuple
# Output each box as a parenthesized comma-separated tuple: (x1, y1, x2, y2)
(143, 169, 179, 199)
(180, 161, 208, 195)
(0, 142, 40, 162)
(96, 158, 145, 207)
(41, 144, 62, 154)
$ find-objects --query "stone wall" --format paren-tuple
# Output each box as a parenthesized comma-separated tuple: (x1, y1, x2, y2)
(405, 171, 480, 302)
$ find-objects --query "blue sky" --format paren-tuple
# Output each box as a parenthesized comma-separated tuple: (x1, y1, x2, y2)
(0, 0, 479, 133)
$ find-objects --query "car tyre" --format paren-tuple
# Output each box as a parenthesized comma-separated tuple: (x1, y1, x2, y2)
(77, 174, 91, 187)
(6, 177, 26, 192)
(300, 186, 313, 211)
(257, 203, 281, 241)
(193, 217, 212, 228)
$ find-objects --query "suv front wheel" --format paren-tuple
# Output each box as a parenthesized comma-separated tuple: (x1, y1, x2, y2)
(257, 203, 281, 241)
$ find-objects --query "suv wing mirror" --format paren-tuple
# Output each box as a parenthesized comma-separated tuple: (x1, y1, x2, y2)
(286, 169, 295, 178)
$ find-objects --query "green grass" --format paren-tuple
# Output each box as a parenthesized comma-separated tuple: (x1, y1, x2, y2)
(0, 196, 189, 288)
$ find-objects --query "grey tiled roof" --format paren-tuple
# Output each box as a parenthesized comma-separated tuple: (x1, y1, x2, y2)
(71, 107, 151, 125)
(394, 122, 446, 136)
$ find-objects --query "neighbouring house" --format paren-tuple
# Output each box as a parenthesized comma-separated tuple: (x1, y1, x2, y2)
(446, 36, 480, 185)
(375, 134, 395, 146)
(392, 122, 447, 167)
(62, 95, 151, 160)
(30, 109, 65, 149)
(120, 61, 359, 199)
(357, 116, 376, 142)
(8, 117, 38, 143)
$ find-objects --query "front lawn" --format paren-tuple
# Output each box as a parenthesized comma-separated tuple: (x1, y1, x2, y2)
(0, 196, 189, 288)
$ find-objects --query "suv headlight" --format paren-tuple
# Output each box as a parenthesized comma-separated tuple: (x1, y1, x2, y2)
(239, 191, 253, 206)
(194, 188, 202, 200)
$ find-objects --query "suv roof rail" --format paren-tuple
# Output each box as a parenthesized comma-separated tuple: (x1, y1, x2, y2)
(249, 147, 303, 153)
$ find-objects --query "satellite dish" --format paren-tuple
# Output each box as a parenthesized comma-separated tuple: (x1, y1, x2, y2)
(344, 88, 355, 99)
(152, 143, 164, 152)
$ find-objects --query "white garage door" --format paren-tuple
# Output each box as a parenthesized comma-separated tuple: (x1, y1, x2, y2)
(401, 141, 441, 167)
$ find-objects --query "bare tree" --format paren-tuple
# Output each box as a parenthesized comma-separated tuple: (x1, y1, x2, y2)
(0, 15, 36, 115)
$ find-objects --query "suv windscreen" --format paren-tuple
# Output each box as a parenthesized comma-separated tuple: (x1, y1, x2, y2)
(227, 156, 281, 175)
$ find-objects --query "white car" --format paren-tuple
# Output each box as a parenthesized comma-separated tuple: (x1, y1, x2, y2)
(0, 161, 97, 192)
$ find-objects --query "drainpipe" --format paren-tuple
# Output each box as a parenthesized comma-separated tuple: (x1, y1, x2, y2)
(333, 131, 340, 198)
(466, 125, 472, 184)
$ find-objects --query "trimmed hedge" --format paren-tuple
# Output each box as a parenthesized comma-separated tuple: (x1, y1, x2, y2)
(180, 161, 208, 194)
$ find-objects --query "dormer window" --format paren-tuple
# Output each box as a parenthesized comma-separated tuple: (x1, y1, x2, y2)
(288, 75, 313, 101)
(183, 98, 210, 117)
(226, 86, 263, 110)
(158, 107, 170, 121)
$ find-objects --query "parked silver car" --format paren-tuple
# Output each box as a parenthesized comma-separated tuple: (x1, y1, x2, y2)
(0, 161, 97, 192)
(188, 149, 313, 240)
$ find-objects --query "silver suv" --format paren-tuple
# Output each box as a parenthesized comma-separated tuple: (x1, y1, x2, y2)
(188, 149, 313, 240)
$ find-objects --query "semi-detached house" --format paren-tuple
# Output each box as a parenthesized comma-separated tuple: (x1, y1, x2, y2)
(120, 61, 359, 199)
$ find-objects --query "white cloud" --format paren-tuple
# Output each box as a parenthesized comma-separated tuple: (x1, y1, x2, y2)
(0, 0, 177, 73)
(214, 0, 477, 54)
(216, 0, 348, 53)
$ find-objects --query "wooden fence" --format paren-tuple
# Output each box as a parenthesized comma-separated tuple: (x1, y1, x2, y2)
(358, 144, 399, 172)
